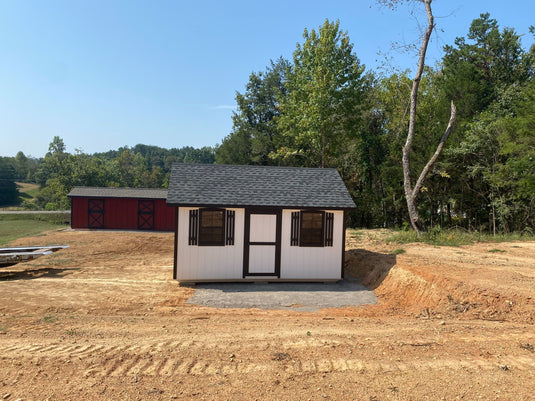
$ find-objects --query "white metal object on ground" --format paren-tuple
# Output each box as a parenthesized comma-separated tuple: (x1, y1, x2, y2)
(0, 246, 69, 267)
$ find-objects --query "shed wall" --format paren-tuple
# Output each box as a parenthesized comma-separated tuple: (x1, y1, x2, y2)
(280, 209, 343, 280)
(105, 198, 138, 229)
(153, 200, 177, 231)
(176, 207, 245, 280)
(71, 197, 89, 229)
(175, 207, 344, 281)
(70, 197, 175, 231)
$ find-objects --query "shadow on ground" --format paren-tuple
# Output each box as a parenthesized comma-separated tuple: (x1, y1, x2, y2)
(0, 267, 79, 281)
(190, 281, 373, 293)
(344, 249, 397, 290)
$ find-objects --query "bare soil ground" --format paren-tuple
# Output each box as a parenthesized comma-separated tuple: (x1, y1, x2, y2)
(1, 229, 534, 400)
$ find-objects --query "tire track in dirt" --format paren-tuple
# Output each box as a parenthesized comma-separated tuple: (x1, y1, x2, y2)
(2, 341, 534, 377)
(4, 231, 535, 399)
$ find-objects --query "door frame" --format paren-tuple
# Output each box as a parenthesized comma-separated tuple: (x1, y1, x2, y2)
(243, 208, 282, 278)
(138, 199, 155, 230)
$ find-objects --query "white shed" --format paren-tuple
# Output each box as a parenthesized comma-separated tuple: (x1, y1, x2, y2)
(166, 164, 356, 282)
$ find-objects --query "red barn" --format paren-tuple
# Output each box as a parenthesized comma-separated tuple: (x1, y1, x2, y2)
(68, 187, 175, 231)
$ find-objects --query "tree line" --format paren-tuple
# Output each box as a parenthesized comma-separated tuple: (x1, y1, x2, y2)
(216, 15, 535, 233)
(2, 14, 534, 233)
(0, 140, 215, 210)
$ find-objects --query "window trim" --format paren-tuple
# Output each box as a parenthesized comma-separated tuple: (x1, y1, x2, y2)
(290, 210, 335, 248)
(198, 208, 226, 246)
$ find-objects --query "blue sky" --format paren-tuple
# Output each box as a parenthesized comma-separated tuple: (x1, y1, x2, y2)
(1, 0, 533, 158)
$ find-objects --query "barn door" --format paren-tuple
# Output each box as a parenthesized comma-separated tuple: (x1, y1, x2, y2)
(88, 199, 105, 228)
(138, 200, 155, 230)
(243, 210, 281, 278)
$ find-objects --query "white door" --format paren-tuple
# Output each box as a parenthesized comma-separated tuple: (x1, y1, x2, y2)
(245, 211, 280, 276)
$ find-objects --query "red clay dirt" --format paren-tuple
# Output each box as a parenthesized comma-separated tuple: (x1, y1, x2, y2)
(1, 229, 534, 400)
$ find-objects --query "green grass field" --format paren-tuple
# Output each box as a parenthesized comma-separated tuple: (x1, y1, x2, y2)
(348, 227, 535, 247)
(16, 182, 40, 198)
(386, 227, 535, 246)
(0, 214, 70, 246)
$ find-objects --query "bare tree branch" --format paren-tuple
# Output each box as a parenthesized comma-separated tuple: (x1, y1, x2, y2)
(400, 0, 457, 233)
(412, 101, 457, 199)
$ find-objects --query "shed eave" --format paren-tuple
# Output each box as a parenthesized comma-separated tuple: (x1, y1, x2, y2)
(166, 202, 355, 210)
(69, 195, 167, 200)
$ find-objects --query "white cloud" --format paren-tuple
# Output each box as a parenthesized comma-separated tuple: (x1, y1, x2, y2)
(212, 105, 237, 110)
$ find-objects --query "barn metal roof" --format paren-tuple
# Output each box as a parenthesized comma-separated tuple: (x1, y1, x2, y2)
(166, 164, 356, 209)
(68, 187, 168, 200)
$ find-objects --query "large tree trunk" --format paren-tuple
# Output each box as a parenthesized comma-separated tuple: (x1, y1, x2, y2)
(402, 0, 456, 233)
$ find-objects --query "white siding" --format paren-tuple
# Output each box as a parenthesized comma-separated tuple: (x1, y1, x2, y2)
(280, 210, 343, 280)
(176, 207, 344, 281)
(176, 207, 244, 281)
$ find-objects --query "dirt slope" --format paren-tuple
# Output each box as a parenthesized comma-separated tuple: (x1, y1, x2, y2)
(344, 231, 535, 323)
(1, 229, 534, 400)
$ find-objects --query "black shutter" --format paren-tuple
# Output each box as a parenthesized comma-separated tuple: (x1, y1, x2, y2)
(188, 209, 198, 245)
(226, 210, 235, 245)
(290, 211, 300, 246)
(325, 212, 334, 247)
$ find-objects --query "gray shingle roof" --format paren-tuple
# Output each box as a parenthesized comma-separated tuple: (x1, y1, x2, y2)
(167, 164, 356, 209)
(68, 187, 168, 200)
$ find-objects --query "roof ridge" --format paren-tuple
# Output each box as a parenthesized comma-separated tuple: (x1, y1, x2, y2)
(173, 163, 339, 170)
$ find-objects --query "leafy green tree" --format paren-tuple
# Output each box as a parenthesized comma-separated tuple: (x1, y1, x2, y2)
(374, 72, 413, 226)
(276, 19, 367, 168)
(216, 58, 290, 165)
(340, 101, 387, 227)
(30, 139, 215, 210)
(13, 151, 28, 180)
(35, 138, 116, 209)
(116, 149, 136, 187)
(215, 129, 252, 165)
(35, 137, 68, 186)
(447, 109, 503, 231)
(442, 13, 531, 118)
(62, 152, 112, 189)
(47, 136, 67, 157)
(440, 14, 534, 232)
(182, 146, 215, 164)
(492, 82, 535, 232)
(136, 166, 164, 188)
(35, 178, 69, 210)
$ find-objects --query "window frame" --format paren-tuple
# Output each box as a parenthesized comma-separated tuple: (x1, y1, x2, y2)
(198, 208, 226, 246)
(299, 210, 325, 247)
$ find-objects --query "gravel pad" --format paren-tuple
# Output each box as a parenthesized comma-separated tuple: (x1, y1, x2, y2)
(186, 280, 377, 312)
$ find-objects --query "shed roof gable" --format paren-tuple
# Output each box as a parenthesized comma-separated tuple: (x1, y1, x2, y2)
(166, 164, 356, 209)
